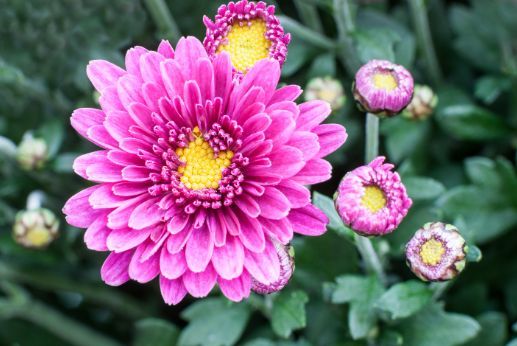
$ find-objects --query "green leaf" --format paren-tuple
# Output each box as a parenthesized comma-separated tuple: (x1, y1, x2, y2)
(36, 119, 64, 159)
(466, 245, 482, 263)
(51, 153, 79, 173)
(465, 157, 503, 189)
(381, 117, 431, 162)
(378, 330, 404, 346)
(330, 275, 370, 304)
(397, 303, 480, 346)
(404, 177, 446, 201)
(312, 192, 353, 238)
(271, 290, 309, 338)
(464, 312, 507, 346)
(179, 298, 251, 346)
(307, 53, 336, 79)
(133, 318, 179, 346)
(508, 339, 517, 346)
(353, 28, 398, 63)
(474, 76, 511, 104)
(435, 104, 510, 141)
(375, 281, 432, 320)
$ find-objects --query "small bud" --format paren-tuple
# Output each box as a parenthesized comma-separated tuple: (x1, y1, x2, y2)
(16, 135, 48, 170)
(252, 239, 295, 294)
(405, 222, 467, 282)
(13, 208, 59, 249)
(402, 84, 438, 121)
(305, 76, 346, 112)
(353, 59, 414, 117)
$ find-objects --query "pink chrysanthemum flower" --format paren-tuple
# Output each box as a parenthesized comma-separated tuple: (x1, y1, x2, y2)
(251, 239, 294, 294)
(203, 0, 290, 75)
(63, 37, 347, 304)
(406, 222, 467, 281)
(335, 156, 412, 236)
(353, 59, 414, 116)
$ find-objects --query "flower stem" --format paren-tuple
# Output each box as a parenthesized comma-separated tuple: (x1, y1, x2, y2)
(278, 16, 335, 51)
(144, 0, 181, 43)
(0, 283, 120, 346)
(431, 281, 452, 300)
(407, 0, 442, 85)
(365, 113, 379, 163)
(333, 0, 362, 74)
(294, 0, 323, 33)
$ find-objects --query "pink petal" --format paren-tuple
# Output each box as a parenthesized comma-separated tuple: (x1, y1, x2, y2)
(297, 100, 331, 131)
(107, 150, 141, 166)
(88, 183, 125, 209)
(101, 250, 132, 286)
(174, 36, 208, 77)
(127, 102, 154, 132)
(140, 51, 165, 87)
(292, 158, 332, 185)
(288, 204, 328, 236)
(268, 145, 305, 178)
(236, 209, 265, 253)
(157, 40, 175, 58)
(238, 59, 280, 104)
(128, 197, 164, 230)
(207, 213, 226, 247)
(160, 275, 187, 305)
(182, 264, 217, 298)
(86, 125, 118, 149)
(160, 59, 185, 99)
(277, 180, 310, 208)
(287, 131, 320, 161)
(128, 242, 160, 283)
(160, 247, 187, 280)
(185, 226, 214, 273)
(244, 239, 280, 285)
(218, 271, 251, 302)
(87, 60, 125, 92)
(125, 46, 148, 79)
(257, 187, 290, 220)
(314, 124, 347, 158)
(117, 74, 145, 106)
(264, 110, 295, 146)
(261, 218, 294, 245)
(121, 166, 151, 182)
(213, 52, 233, 103)
(112, 182, 149, 197)
(71, 108, 105, 138)
(166, 227, 193, 253)
(84, 213, 110, 251)
(104, 111, 134, 142)
(212, 236, 244, 280)
(86, 161, 123, 183)
(234, 193, 260, 218)
(269, 85, 302, 104)
(62, 186, 102, 228)
(107, 227, 151, 253)
(167, 213, 190, 234)
(107, 195, 148, 229)
(73, 151, 109, 180)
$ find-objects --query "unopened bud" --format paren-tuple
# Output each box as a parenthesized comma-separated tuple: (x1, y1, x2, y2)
(402, 84, 438, 121)
(305, 76, 346, 112)
(13, 208, 59, 249)
(252, 239, 295, 294)
(16, 135, 48, 170)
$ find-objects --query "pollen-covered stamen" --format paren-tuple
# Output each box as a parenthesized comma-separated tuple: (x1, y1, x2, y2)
(361, 185, 387, 213)
(217, 19, 271, 73)
(176, 127, 234, 190)
(372, 69, 398, 91)
(419, 238, 445, 266)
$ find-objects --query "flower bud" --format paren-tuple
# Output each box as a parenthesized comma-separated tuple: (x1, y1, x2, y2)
(405, 222, 467, 282)
(353, 59, 414, 117)
(13, 208, 59, 249)
(16, 135, 48, 170)
(402, 84, 438, 121)
(305, 76, 346, 112)
(251, 239, 295, 294)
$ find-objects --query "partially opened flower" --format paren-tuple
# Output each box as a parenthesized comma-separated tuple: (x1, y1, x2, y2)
(335, 156, 412, 236)
(353, 59, 414, 116)
(406, 222, 467, 281)
(203, 0, 290, 75)
(251, 239, 294, 294)
(63, 37, 347, 304)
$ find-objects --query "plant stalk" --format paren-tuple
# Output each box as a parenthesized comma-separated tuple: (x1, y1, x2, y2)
(144, 0, 181, 43)
(294, 0, 323, 33)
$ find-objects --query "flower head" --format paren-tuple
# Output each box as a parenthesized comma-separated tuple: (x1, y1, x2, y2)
(63, 37, 347, 304)
(335, 156, 412, 236)
(13, 208, 59, 248)
(251, 238, 294, 294)
(305, 76, 346, 112)
(353, 59, 414, 116)
(406, 222, 467, 281)
(17, 134, 48, 170)
(402, 84, 438, 121)
(203, 0, 290, 75)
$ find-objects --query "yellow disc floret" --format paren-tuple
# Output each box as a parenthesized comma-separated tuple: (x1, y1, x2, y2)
(217, 19, 271, 73)
(176, 127, 233, 190)
(372, 72, 398, 91)
(419, 238, 445, 265)
(361, 185, 387, 213)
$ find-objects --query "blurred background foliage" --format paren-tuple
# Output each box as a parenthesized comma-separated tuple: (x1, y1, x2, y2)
(0, 0, 516, 345)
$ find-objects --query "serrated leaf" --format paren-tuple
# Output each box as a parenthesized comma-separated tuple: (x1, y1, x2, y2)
(398, 303, 480, 346)
(271, 290, 309, 338)
(404, 177, 446, 201)
(179, 298, 251, 346)
(375, 281, 432, 320)
(133, 318, 179, 346)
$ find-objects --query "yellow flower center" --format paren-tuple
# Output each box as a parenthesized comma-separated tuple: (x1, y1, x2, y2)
(361, 185, 387, 213)
(217, 19, 271, 73)
(419, 238, 445, 266)
(26, 227, 53, 247)
(176, 127, 233, 190)
(372, 72, 398, 91)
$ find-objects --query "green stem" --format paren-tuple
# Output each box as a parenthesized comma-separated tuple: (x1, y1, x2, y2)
(365, 113, 379, 162)
(144, 0, 181, 43)
(278, 16, 335, 51)
(0, 283, 120, 346)
(0, 263, 147, 319)
(408, 0, 442, 85)
(431, 281, 452, 300)
(247, 294, 271, 318)
(333, 0, 362, 74)
(293, 0, 323, 33)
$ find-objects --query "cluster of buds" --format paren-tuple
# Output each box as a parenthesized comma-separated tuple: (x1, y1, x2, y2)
(13, 208, 59, 249)
(305, 77, 346, 112)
